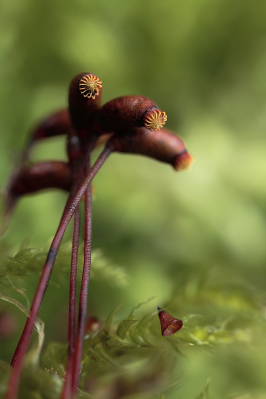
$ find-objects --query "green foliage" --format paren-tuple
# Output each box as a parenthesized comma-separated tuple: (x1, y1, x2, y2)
(0, 244, 265, 398)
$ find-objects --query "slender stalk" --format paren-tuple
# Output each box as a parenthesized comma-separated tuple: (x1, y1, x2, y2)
(62, 140, 96, 399)
(60, 348, 74, 399)
(71, 160, 93, 394)
(60, 206, 80, 399)
(67, 158, 86, 359)
(68, 207, 80, 355)
(62, 166, 84, 399)
(6, 145, 112, 399)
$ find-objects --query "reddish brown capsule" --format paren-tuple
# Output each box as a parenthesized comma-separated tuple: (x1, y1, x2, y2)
(96, 95, 167, 133)
(5, 161, 72, 214)
(29, 109, 71, 144)
(17, 109, 71, 167)
(25, 73, 103, 148)
(157, 307, 183, 336)
(2, 161, 72, 236)
(7, 161, 72, 196)
(68, 72, 103, 131)
(108, 127, 193, 170)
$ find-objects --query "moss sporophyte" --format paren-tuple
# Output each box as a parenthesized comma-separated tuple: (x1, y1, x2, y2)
(4, 73, 192, 399)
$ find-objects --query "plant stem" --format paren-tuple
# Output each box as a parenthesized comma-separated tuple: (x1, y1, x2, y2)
(68, 207, 80, 356)
(67, 158, 86, 360)
(62, 158, 90, 399)
(61, 206, 81, 399)
(6, 145, 112, 399)
(71, 160, 93, 395)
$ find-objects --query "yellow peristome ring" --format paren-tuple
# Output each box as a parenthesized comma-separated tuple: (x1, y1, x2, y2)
(144, 109, 168, 130)
(79, 74, 103, 100)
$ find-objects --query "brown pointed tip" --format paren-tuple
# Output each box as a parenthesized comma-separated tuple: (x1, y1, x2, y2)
(144, 109, 167, 130)
(79, 73, 103, 100)
(158, 308, 183, 337)
(174, 151, 194, 171)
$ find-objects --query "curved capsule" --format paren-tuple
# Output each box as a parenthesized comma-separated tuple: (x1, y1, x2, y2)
(109, 127, 193, 170)
(17, 109, 71, 166)
(2, 161, 72, 234)
(29, 109, 71, 143)
(96, 95, 167, 133)
(6, 161, 72, 212)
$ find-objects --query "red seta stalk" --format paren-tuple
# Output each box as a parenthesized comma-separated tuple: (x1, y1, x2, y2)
(62, 157, 93, 399)
(68, 207, 81, 356)
(67, 152, 87, 362)
(71, 161, 93, 395)
(61, 206, 81, 399)
(6, 144, 112, 399)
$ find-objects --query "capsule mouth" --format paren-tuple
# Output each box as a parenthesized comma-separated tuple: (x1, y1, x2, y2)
(144, 109, 167, 130)
(173, 151, 194, 171)
(79, 74, 103, 99)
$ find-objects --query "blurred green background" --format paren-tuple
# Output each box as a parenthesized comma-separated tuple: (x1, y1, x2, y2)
(1, 0, 266, 398)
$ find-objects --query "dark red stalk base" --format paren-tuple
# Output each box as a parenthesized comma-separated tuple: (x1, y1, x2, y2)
(6, 146, 112, 399)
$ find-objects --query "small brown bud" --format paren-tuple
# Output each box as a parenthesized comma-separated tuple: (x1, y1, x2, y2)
(85, 316, 101, 334)
(157, 307, 183, 336)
